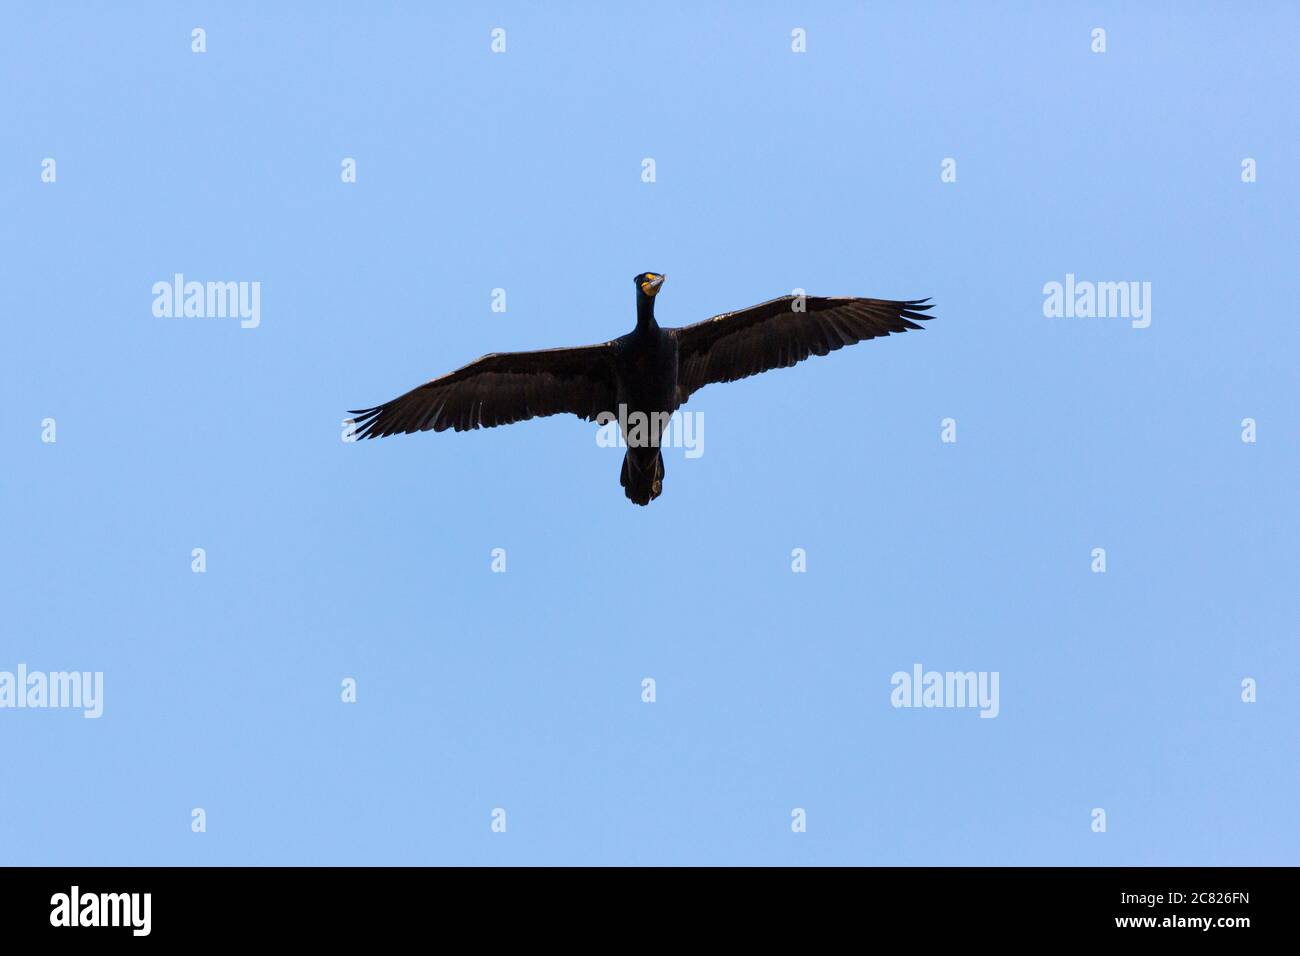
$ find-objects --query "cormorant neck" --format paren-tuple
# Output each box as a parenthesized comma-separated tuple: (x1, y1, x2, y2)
(636, 295, 658, 333)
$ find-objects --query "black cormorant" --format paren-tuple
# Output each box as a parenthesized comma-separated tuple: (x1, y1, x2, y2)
(348, 274, 933, 505)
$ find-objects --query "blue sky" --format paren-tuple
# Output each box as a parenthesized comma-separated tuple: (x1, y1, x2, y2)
(1, 2, 1296, 865)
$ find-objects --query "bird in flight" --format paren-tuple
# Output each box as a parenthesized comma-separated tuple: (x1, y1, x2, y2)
(348, 274, 933, 505)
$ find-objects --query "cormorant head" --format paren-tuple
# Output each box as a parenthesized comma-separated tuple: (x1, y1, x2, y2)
(635, 272, 666, 299)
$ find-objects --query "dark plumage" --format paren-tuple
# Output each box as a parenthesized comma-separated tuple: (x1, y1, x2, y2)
(348, 273, 933, 505)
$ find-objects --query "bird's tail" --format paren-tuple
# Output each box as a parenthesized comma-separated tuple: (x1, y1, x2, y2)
(620, 448, 664, 506)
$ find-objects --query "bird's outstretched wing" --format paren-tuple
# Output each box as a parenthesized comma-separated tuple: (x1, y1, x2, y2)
(672, 296, 933, 402)
(348, 343, 618, 439)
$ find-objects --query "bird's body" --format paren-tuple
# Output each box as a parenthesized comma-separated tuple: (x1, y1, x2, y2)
(349, 273, 933, 505)
(613, 310, 678, 419)
(611, 300, 679, 503)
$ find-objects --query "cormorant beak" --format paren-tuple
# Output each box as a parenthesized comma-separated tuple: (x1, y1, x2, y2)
(643, 274, 666, 297)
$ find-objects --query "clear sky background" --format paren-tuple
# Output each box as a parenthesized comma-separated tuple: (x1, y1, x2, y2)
(1, 2, 1296, 865)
